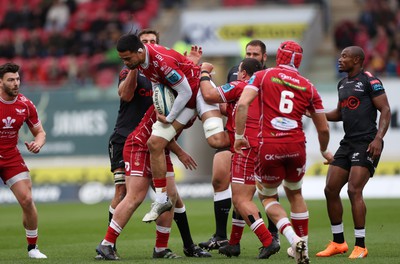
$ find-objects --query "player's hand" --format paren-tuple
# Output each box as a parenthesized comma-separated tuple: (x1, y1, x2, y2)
(155, 110, 170, 124)
(367, 137, 383, 161)
(177, 151, 198, 170)
(185, 45, 203, 65)
(321, 150, 334, 165)
(157, 114, 170, 124)
(234, 138, 250, 156)
(201, 62, 213, 74)
(25, 141, 42, 154)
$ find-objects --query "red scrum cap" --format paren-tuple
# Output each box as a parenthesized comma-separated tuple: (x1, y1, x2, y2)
(276, 41, 303, 68)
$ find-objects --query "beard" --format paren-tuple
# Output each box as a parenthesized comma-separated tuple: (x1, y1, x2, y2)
(4, 85, 19, 97)
(127, 63, 139, 70)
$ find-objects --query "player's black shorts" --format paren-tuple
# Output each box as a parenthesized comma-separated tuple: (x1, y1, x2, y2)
(215, 147, 230, 154)
(331, 135, 383, 177)
(108, 131, 126, 172)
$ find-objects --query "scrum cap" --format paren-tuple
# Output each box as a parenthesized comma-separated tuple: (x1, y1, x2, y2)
(276, 41, 303, 68)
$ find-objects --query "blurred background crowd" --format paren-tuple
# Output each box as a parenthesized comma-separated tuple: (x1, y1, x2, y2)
(0, 0, 399, 90)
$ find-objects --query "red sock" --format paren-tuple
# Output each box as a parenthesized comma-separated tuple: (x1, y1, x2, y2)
(251, 219, 272, 247)
(26, 229, 38, 245)
(155, 227, 170, 248)
(229, 219, 245, 245)
(26, 236, 37, 245)
(104, 226, 120, 244)
(291, 212, 309, 237)
(153, 178, 167, 188)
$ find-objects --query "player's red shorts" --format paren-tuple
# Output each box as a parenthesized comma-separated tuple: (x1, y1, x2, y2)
(0, 153, 30, 185)
(123, 144, 174, 178)
(256, 142, 306, 185)
(231, 147, 256, 185)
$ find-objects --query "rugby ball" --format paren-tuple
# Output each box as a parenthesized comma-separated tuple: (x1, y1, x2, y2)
(152, 84, 176, 116)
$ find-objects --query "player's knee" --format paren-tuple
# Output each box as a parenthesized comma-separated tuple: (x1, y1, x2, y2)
(203, 117, 224, 139)
(147, 136, 164, 153)
(151, 121, 177, 142)
(283, 179, 302, 191)
(324, 184, 339, 198)
(18, 194, 34, 208)
(347, 186, 361, 200)
(211, 176, 229, 191)
(257, 183, 278, 197)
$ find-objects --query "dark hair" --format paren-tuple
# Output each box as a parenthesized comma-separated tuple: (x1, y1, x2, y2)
(0, 62, 19, 79)
(138, 28, 160, 44)
(348, 46, 365, 65)
(116, 34, 144, 53)
(240, 58, 263, 76)
(246, 40, 267, 55)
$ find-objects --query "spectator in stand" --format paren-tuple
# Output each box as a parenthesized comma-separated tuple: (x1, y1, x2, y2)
(45, 0, 71, 32)
(1, 2, 20, 30)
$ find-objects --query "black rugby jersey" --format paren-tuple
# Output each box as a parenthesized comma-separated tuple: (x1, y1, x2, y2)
(337, 71, 385, 139)
(114, 67, 153, 138)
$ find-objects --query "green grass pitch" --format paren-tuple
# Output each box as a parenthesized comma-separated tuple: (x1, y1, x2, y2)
(1, 198, 399, 263)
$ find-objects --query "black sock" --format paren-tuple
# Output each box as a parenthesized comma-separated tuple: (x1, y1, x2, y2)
(333, 232, 345, 244)
(108, 210, 113, 226)
(174, 210, 194, 248)
(27, 244, 36, 251)
(355, 237, 365, 248)
(267, 216, 278, 233)
(214, 198, 231, 239)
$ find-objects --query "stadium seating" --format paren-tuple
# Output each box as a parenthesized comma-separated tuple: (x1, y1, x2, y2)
(0, 0, 160, 89)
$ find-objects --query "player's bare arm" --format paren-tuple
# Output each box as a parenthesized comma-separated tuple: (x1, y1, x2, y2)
(325, 101, 342, 121)
(25, 124, 46, 154)
(234, 87, 256, 155)
(118, 69, 138, 102)
(310, 112, 334, 164)
(167, 139, 198, 170)
(367, 93, 391, 160)
(199, 63, 223, 104)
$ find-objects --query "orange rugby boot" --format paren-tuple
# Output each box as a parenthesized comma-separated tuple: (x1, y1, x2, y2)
(348, 246, 368, 259)
(316, 241, 348, 257)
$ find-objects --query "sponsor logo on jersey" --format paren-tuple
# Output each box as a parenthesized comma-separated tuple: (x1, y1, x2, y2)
(341, 95, 360, 110)
(271, 77, 306, 91)
(166, 70, 181, 85)
(16, 108, 26, 115)
(270, 116, 298, 130)
(278, 73, 300, 84)
(155, 54, 164, 61)
(2, 116, 16, 129)
(161, 62, 172, 75)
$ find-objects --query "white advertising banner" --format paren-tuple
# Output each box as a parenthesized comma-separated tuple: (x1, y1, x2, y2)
(180, 6, 318, 56)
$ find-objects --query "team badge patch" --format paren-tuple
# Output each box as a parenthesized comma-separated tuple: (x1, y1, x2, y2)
(248, 75, 256, 84)
(372, 84, 383, 91)
(221, 83, 235, 92)
(166, 70, 181, 85)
